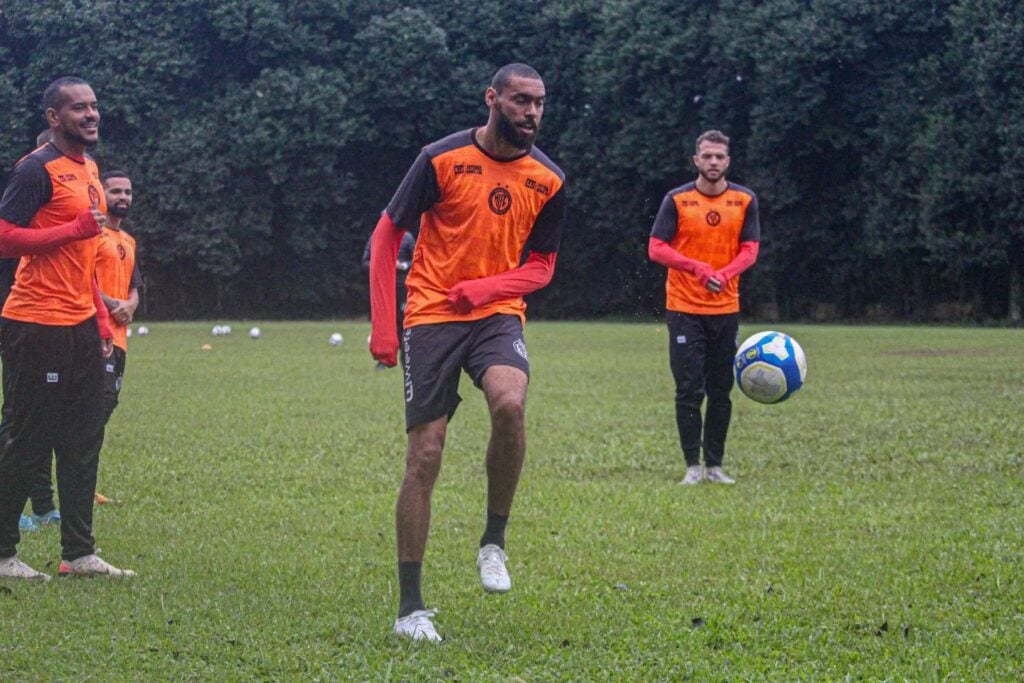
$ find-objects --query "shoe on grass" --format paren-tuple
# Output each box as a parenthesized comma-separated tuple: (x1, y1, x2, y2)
(31, 509, 61, 527)
(681, 465, 703, 485)
(477, 544, 511, 593)
(0, 555, 49, 581)
(394, 609, 441, 642)
(59, 554, 136, 578)
(19, 514, 39, 532)
(705, 466, 735, 484)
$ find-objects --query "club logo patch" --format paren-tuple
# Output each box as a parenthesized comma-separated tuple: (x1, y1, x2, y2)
(706, 210, 721, 226)
(117, 244, 127, 260)
(46, 372, 59, 383)
(88, 184, 101, 208)
(513, 338, 528, 360)
(488, 187, 512, 215)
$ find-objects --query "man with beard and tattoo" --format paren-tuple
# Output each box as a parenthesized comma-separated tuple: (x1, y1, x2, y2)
(0, 77, 134, 580)
(92, 170, 142, 504)
(648, 130, 761, 486)
(368, 63, 566, 641)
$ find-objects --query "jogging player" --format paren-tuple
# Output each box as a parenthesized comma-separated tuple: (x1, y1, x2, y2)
(648, 129, 760, 485)
(369, 63, 565, 641)
(0, 77, 135, 580)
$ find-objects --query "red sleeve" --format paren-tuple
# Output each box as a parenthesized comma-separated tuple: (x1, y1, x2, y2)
(648, 237, 715, 285)
(368, 212, 403, 366)
(446, 251, 556, 315)
(92, 277, 112, 340)
(0, 212, 101, 258)
(715, 241, 759, 282)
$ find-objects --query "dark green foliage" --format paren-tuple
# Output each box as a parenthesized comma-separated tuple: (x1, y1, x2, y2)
(0, 0, 1018, 321)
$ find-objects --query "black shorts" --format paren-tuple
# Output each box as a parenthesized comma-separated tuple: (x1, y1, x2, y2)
(402, 314, 530, 431)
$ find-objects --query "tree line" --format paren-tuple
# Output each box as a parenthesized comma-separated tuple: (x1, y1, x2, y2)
(1, 0, 1020, 322)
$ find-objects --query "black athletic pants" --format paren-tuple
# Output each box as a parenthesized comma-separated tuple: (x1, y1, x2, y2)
(23, 345, 125, 513)
(667, 311, 739, 467)
(0, 317, 105, 560)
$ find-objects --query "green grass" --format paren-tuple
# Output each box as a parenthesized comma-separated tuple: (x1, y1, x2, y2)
(2, 322, 1022, 681)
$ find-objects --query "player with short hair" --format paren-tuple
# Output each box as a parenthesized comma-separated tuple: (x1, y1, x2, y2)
(0, 76, 134, 580)
(369, 63, 565, 641)
(93, 169, 142, 502)
(648, 129, 761, 485)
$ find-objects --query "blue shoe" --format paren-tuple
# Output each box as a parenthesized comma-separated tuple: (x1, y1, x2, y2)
(31, 509, 61, 527)
(19, 514, 39, 532)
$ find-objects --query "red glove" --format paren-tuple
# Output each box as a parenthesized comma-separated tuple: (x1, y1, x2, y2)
(368, 212, 403, 367)
(446, 251, 557, 314)
(0, 211, 100, 258)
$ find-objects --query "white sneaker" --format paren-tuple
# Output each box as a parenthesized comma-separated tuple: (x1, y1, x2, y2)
(394, 609, 441, 642)
(681, 465, 703, 485)
(477, 544, 511, 593)
(705, 466, 735, 484)
(0, 555, 50, 581)
(59, 554, 136, 578)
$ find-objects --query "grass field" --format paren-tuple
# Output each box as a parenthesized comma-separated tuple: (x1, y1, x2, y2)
(1, 321, 1022, 681)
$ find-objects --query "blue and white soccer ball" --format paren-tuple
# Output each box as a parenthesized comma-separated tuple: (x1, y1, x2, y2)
(734, 331, 807, 404)
(329, 332, 344, 346)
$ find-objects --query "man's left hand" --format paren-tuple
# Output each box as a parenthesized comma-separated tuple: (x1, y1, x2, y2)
(447, 280, 489, 315)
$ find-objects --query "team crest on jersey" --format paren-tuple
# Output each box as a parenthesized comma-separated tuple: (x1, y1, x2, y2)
(706, 210, 721, 226)
(488, 186, 512, 215)
(88, 184, 101, 208)
(117, 244, 127, 260)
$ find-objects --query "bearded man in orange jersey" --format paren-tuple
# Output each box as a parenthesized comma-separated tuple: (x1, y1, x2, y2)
(369, 63, 565, 641)
(648, 130, 761, 486)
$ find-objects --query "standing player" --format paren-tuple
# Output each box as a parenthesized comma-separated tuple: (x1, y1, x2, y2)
(94, 170, 142, 503)
(0, 76, 134, 580)
(648, 130, 760, 485)
(369, 63, 565, 641)
(3, 129, 63, 534)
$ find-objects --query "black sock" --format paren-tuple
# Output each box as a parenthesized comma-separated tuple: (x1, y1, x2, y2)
(397, 562, 425, 618)
(479, 509, 509, 549)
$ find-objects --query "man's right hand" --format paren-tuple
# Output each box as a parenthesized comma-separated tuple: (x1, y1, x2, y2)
(90, 209, 109, 229)
(369, 332, 399, 367)
(73, 209, 105, 239)
(692, 262, 716, 287)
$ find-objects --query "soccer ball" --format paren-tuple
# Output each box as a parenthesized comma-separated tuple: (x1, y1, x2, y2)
(223, 325, 232, 335)
(212, 325, 224, 336)
(249, 327, 261, 339)
(734, 331, 807, 404)
(126, 328, 133, 338)
(329, 332, 344, 346)
(136, 325, 149, 336)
